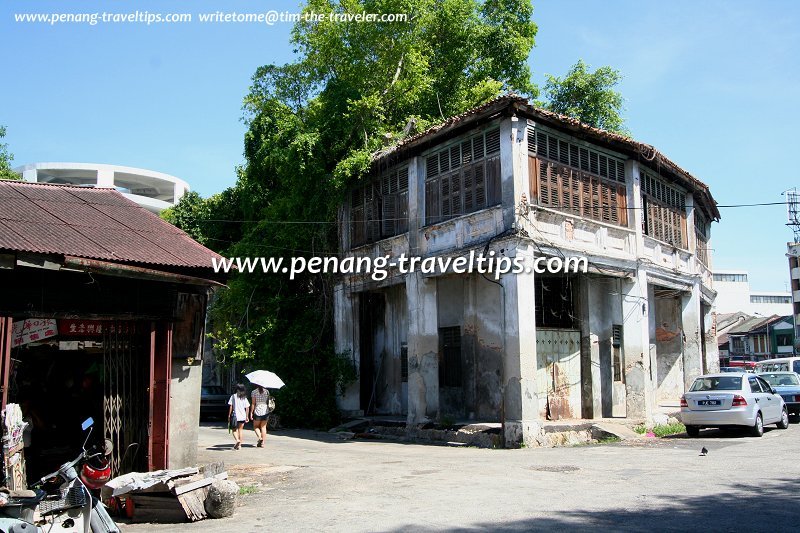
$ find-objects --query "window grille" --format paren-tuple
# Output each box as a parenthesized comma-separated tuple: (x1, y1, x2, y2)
(350, 165, 409, 247)
(425, 128, 501, 225)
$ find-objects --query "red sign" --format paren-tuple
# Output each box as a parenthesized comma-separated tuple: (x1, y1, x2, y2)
(58, 320, 134, 337)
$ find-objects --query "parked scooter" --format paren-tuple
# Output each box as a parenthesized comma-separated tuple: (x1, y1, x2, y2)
(31, 417, 120, 532)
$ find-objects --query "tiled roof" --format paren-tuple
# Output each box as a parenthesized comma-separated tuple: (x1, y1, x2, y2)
(372, 93, 720, 219)
(0, 180, 221, 271)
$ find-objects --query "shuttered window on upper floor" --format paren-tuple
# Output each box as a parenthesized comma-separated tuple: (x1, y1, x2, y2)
(425, 128, 501, 225)
(694, 210, 710, 266)
(641, 170, 687, 249)
(527, 126, 628, 227)
(350, 166, 409, 247)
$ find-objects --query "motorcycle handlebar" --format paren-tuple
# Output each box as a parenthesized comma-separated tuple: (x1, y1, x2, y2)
(35, 448, 93, 487)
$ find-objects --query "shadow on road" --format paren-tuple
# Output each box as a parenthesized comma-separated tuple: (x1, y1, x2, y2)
(385, 477, 800, 532)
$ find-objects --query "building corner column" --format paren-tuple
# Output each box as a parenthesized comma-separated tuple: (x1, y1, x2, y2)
(621, 270, 653, 422)
(406, 272, 439, 427)
(682, 282, 703, 389)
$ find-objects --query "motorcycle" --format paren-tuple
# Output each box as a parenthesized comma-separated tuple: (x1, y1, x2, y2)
(0, 417, 121, 533)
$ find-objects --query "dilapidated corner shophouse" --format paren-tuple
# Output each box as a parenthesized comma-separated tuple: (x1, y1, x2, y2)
(0, 181, 223, 483)
(334, 95, 720, 447)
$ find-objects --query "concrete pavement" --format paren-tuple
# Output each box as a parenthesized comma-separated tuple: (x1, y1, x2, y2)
(121, 421, 800, 532)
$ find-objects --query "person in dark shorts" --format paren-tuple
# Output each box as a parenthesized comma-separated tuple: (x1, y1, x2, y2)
(250, 385, 270, 447)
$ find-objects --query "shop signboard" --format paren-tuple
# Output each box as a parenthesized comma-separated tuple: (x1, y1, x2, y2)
(11, 318, 58, 347)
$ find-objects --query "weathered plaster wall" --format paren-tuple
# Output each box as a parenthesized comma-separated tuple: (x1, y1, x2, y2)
(372, 285, 408, 415)
(168, 359, 201, 468)
(654, 295, 684, 403)
(465, 274, 504, 421)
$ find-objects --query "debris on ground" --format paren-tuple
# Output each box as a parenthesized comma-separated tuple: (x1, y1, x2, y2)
(102, 463, 232, 523)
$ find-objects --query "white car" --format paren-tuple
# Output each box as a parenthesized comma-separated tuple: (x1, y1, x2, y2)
(680, 373, 789, 437)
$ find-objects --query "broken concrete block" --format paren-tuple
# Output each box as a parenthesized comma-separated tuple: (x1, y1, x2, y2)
(204, 479, 239, 519)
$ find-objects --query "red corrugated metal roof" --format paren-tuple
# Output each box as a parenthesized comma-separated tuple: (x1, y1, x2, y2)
(0, 180, 221, 270)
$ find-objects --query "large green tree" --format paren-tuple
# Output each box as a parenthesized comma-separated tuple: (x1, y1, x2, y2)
(0, 126, 20, 180)
(541, 59, 628, 135)
(168, 0, 538, 428)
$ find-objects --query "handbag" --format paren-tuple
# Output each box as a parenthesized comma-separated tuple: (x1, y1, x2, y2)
(268, 395, 276, 412)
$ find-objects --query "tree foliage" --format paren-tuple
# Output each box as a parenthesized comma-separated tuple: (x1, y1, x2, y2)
(541, 59, 628, 135)
(166, 0, 538, 428)
(0, 126, 20, 180)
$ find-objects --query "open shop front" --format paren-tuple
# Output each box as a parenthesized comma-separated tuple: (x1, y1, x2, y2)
(0, 267, 203, 488)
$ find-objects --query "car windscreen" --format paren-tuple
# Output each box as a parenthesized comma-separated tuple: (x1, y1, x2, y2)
(760, 373, 800, 387)
(690, 376, 742, 391)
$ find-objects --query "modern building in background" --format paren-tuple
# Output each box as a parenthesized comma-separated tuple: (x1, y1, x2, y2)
(14, 162, 190, 213)
(712, 269, 792, 316)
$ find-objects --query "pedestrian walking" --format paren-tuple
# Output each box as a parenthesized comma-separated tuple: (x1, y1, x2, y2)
(228, 383, 250, 450)
(250, 385, 271, 447)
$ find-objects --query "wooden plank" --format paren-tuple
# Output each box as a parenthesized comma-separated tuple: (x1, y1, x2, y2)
(173, 477, 213, 496)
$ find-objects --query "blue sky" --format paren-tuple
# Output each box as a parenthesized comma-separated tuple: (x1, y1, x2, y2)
(2, 0, 799, 291)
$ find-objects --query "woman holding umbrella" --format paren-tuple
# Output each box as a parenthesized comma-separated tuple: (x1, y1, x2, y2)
(249, 385, 270, 447)
(245, 370, 285, 448)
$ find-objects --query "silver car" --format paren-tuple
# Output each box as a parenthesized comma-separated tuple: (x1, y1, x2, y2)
(681, 373, 789, 437)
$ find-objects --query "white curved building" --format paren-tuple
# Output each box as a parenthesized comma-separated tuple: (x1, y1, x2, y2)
(14, 162, 190, 213)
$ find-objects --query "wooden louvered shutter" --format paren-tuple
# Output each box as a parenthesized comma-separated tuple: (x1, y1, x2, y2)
(382, 193, 396, 238)
(463, 165, 475, 212)
(450, 172, 461, 217)
(440, 174, 451, 218)
(425, 179, 440, 225)
(529, 156, 539, 203)
(397, 190, 409, 233)
(475, 163, 486, 209)
(540, 161, 551, 206)
(486, 157, 501, 206)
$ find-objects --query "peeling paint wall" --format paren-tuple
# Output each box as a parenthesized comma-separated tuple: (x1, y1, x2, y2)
(654, 295, 684, 403)
(371, 285, 408, 415)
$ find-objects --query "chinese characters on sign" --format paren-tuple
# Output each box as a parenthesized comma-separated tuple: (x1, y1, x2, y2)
(11, 318, 58, 347)
(58, 320, 134, 337)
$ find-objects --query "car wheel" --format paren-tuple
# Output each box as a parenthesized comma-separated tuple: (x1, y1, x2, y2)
(777, 408, 790, 430)
(749, 412, 764, 437)
(685, 425, 700, 437)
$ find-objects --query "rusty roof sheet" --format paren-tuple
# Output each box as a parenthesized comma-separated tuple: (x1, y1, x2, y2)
(0, 180, 221, 270)
(372, 93, 720, 219)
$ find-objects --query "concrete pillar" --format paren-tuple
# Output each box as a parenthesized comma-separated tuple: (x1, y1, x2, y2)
(334, 283, 360, 414)
(621, 270, 653, 422)
(501, 250, 540, 446)
(625, 160, 644, 254)
(682, 282, 703, 389)
(407, 156, 422, 254)
(703, 303, 720, 373)
(406, 272, 439, 424)
(500, 116, 526, 230)
(578, 278, 602, 419)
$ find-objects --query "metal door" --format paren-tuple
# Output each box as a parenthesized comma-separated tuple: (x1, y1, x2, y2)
(536, 329, 581, 420)
(103, 321, 148, 476)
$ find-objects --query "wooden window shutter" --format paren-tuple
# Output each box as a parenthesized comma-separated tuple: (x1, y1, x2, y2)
(540, 161, 551, 206)
(425, 179, 440, 225)
(486, 157, 501, 206)
(397, 190, 409, 233)
(450, 172, 462, 217)
(475, 163, 486, 208)
(463, 165, 475, 212)
(440, 174, 451, 218)
(382, 193, 396, 238)
(529, 156, 540, 202)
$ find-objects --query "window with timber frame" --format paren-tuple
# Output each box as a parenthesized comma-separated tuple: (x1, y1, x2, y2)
(425, 128, 501, 225)
(350, 166, 409, 247)
(527, 126, 629, 227)
(640, 170, 687, 248)
(694, 210, 710, 266)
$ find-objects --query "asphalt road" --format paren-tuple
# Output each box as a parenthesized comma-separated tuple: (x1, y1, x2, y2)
(121, 421, 800, 532)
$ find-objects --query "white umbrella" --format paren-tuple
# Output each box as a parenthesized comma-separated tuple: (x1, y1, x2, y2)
(245, 370, 285, 389)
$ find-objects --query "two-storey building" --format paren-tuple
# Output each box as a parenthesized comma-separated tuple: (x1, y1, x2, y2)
(334, 94, 720, 446)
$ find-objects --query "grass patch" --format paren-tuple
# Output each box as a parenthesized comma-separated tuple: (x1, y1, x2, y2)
(634, 422, 686, 437)
(597, 436, 621, 444)
(238, 485, 259, 496)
